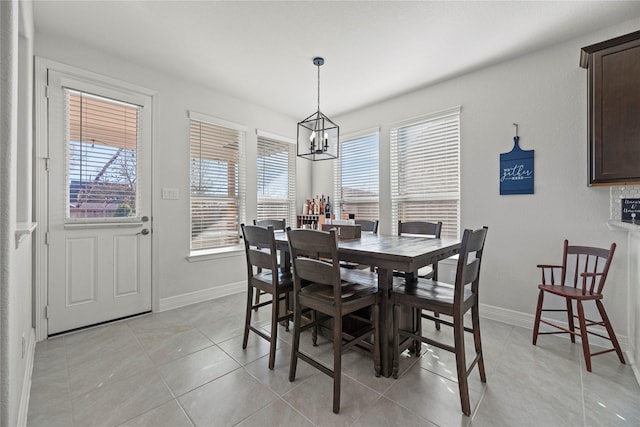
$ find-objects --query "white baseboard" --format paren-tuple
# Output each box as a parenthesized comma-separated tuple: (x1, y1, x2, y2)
(158, 281, 245, 312)
(17, 328, 35, 427)
(479, 303, 629, 352)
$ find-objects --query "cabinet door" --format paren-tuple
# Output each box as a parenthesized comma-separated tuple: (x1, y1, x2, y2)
(586, 34, 640, 185)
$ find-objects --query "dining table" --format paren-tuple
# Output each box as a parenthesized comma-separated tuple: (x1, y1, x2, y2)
(273, 230, 461, 377)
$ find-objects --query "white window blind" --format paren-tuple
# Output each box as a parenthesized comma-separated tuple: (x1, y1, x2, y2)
(65, 90, 140, 220)
(256, 132, 296, 227)
(189, 114, 246, 250)
(334, 132, 379, 221)
(391, 107, 460, 239)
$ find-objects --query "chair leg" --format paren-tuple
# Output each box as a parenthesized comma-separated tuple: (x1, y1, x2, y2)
(471, 304, 486, 382)
(253, 290, 261, 311)
(268, 291, 279, 370)
(392, 302, 400, 379)
(413, 307, 422, 356)
(332, 314, 342, 414)
(434, 311, 441, 331)
(595, 300, 626, 364)
(566, 297, 576, 343)
(373, 304, 381, 377)
(311, 310, 318, 346)
(289, 300, 302, 382)
(532, 290, 544, 345)
(576, 300, 592, 372)
(284, 291, 290, 332)
(453, 311, 471, 416)
(243, 287, 254, 349)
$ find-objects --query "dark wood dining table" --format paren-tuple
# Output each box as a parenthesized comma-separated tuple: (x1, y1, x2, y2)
(273, 230, 461, 377)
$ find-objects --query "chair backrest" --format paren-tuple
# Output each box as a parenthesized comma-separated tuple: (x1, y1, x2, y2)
(241, 224, 280, 279)
(355, 219, 379, 234)
(287, 228, 343, 303)
(453, 227, 488, 300)
(398, 220, 442, 238)
(560, 240, 616, 295)
(253, 218, 286, 231)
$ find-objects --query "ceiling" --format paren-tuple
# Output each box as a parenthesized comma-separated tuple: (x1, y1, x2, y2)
(33, 1, 640, 119)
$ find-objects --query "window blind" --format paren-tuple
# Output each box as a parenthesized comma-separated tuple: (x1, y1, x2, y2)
(391, 107, 460, 239)
(334, 132, 379, 221)
(65, 90, 140, 220)
(256, 133, 296, 227)
(189, 115, 246, 250)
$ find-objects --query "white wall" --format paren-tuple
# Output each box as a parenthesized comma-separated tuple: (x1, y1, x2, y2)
(330, 18, 640, 341)
(1, 0, 36, 425)
(34, 33, 312, 310)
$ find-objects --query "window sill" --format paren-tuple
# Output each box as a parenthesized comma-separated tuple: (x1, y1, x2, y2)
(187, 245, 244, 263)
(15, 222, 38, 249)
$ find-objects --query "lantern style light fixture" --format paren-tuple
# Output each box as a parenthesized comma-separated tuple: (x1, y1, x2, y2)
(297, 57, 339, 160)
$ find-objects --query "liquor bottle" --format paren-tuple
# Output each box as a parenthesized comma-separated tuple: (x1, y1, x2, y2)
(314, 195, 320, 214)
(325, 196, 331, 215)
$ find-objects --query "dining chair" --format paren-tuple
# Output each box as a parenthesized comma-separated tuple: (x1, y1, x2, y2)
(391, 226, 488, 416)
(241, 224, 292, 370)
(398, 220, 443, 279)
(287, 227, 380, 414)
(341, 219, 379, 271)
(532, 240, 625, 372)
(252, 218, 287, 310)
(397, 220, 444, 331)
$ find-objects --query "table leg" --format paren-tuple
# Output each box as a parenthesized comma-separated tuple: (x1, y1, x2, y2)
(377, 267, 394, 377)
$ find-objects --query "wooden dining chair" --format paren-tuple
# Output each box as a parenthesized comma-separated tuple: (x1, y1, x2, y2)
(532, 240, 625, 372)
(287, 228, 380, 414)
(252, 218, 287, 310)
(392, 226, 488, 416)
(341, 219, 379, 271)
(398, 220, 443, 279)
(241, 224, 293, 370)
(397, 220, 444, 331)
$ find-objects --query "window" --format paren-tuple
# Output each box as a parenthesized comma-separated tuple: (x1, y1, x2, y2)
(334, 131, 379, 221)
(189, 112, 246, 251)
(391, 106, 460, 239)
(256, 131, 296, 227)
(65, 90, 140, 220)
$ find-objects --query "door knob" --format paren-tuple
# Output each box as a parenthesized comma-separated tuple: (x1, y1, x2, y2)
(142, 216, 150, 222)
(137, 229, 150, 236)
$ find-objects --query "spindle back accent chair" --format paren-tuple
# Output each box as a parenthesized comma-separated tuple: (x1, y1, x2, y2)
(532, 240, 625, 372)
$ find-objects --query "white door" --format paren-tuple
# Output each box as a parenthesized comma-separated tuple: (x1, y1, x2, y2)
(46, 70, 152, 335)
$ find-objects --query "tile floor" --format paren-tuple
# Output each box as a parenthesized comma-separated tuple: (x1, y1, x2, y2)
(28, 292, 640, 426)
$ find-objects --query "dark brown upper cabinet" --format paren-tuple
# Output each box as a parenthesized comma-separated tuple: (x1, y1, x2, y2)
(581, 30, 640, 186)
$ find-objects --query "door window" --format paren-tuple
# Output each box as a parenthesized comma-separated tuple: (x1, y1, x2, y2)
(65, 90, 141, 220)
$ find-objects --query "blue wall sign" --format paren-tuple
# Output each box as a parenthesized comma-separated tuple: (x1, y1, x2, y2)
(500, 136, 534, 195)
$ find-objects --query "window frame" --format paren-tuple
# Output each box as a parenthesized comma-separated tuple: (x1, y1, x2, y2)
(256, 130, 297, 228)
(390, 106, 461, 239)
(333, 128, 380, 222)
(188, 111, 246, 254)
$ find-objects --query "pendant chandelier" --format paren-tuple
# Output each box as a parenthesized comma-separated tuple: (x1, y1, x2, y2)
(297, 57, 339, 161)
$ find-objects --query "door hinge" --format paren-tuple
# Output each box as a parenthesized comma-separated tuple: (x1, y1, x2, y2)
(44, 85, 50, 99)
(43, 157, 50, 171)
(45, 305, 50, 319)
(44, 231, 49, 245)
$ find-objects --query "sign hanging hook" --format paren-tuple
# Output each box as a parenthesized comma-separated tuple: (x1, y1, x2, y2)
(513, 123, 519, 137)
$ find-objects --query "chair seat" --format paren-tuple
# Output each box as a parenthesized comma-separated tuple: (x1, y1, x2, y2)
(253, 269, 293, 288)
(300, 268, 379, 310)
(538, 284, 603, 300)
(393, 278, 474, 311)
